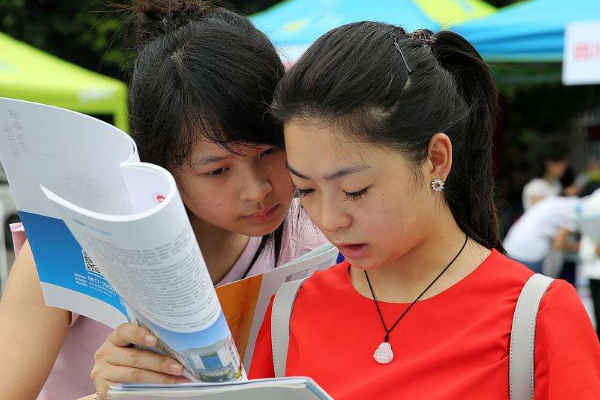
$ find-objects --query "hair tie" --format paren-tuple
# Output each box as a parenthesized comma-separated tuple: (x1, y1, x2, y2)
(411, 29, 437, 47)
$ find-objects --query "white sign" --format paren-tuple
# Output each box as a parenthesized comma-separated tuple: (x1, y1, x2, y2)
(563, 20, 600, 85)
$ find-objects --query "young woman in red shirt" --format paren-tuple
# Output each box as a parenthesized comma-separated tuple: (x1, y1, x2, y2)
(249, 23, 600, 399)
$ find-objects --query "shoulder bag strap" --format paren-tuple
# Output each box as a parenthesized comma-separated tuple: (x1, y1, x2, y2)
(271, 277, 308, 377)
(509, 273, 554, 400)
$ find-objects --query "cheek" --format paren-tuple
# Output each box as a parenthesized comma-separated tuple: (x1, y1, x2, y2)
(362, 183, 430, 239)
(179, 177, 238, 222)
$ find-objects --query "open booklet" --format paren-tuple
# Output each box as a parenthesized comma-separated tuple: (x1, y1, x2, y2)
(0, 98, 338, 380)
(108, 377, 333, 399)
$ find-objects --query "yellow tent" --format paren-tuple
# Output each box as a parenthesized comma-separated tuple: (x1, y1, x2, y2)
(0, 31, 128, 131)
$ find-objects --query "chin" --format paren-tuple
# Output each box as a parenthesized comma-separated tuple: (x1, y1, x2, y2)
(344, 256, 381, 271)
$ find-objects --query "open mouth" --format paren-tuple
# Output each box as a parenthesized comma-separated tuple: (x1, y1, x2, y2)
(336, 243, 369, 259)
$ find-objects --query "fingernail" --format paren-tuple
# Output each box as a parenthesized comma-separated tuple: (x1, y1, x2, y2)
(169, 363, 183, 374)
(144, 334, 157, 346)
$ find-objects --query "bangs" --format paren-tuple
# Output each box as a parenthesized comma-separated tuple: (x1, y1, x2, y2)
(165, 103, 282, 169)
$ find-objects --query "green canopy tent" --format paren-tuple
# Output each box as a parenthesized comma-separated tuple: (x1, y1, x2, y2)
(0, 31, 128, 131)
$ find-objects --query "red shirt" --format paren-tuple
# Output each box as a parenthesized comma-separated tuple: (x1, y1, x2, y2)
(249, 250, 600, 399)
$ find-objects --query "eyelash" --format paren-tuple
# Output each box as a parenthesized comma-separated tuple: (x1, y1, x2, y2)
(206, 167, 229, 177)
(295, 188, 314, 198)
(344, 188, 369, 201)
(294, 187, 370, 201)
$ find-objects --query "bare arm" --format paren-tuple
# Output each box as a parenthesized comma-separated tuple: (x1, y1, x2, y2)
(553, 227, 579, 253)
(529, 194, 547, 208)
(0, 240, 71, 400)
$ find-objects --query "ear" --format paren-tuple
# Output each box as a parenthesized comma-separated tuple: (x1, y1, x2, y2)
(425, 133, 452, 181)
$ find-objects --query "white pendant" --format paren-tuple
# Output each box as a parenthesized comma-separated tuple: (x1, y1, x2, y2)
(373, 342, 394, 364)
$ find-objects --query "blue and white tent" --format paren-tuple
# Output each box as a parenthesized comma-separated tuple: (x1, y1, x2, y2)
(250, 0, 496, 63)
(453, 0, 600, 62)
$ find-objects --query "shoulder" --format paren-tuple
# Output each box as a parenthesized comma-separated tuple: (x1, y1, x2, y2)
(474, 251, 588, 318)
(533, 279, 600, 396)
(538, 278, 589, 318)
(535, 277, 598, 351)
(295, 261, 349, 301)
(477, 250, 534, 286)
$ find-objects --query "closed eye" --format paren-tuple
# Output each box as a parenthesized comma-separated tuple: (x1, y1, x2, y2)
(295, 188, 314, 198)
(344, 187, 369, 201)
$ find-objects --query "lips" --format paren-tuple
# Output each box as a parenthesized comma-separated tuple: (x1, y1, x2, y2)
(336, 243, 369, 259)
(242, 204, 280, 224)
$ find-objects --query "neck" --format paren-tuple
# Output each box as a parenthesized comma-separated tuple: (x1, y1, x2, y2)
(350, 209, 490, 303)
(190, 215, 250, 284)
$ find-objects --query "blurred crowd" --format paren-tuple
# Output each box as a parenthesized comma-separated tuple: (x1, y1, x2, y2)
(502, 139, 600, 337)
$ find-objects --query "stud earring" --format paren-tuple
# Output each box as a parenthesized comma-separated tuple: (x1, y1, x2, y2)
(431, 178, 445, 192)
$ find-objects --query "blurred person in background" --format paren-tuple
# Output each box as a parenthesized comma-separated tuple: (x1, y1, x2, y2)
(522, 139, 569, 211)
(577, 181, 600, 339)
(504, 193, 580, 274)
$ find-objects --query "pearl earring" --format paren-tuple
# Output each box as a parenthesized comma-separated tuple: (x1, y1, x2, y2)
(431, 178, 445, 192)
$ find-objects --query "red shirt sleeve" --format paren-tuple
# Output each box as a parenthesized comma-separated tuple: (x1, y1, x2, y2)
(248, 297, 275, 379)
(534, 279, 600, 399)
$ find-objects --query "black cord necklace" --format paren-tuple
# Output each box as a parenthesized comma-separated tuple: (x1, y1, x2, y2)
(365, 234, 469, 364)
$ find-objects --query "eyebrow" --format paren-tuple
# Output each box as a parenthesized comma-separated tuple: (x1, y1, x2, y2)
(286, 163, 371, 181)
(191, 155, 229, 167)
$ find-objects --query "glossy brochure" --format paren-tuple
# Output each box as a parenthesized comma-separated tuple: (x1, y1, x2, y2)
(0, 98, 243, 382)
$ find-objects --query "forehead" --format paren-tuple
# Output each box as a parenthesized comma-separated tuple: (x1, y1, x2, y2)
(284, 121, 381, 171)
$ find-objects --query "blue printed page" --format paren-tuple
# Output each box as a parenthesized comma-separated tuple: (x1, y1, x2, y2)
(0, 97, 137, 327)
(42, 162, 245, 382)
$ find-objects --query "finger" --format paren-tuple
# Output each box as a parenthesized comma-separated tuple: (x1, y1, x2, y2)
(103, 347, 185, 376)
(108, 323, 157, 348)
(95, 380, 114, 400)
(100, 365, 190, 386)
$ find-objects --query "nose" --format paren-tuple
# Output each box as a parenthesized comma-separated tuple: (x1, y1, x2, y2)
(239, 165, 273, 203)
(315, 194, 352, 234)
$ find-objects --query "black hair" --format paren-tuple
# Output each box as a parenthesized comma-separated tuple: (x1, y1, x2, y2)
(273, 22, 503, 251)
(534, 139, 569, 179)
(126, 0, 286, 264)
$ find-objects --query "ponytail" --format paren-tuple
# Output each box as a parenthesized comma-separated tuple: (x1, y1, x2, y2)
(432, 31, 503, 252)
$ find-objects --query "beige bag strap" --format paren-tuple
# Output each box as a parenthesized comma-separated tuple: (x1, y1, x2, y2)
(509, 273, 554, 400)
(271, 278, 308, 377)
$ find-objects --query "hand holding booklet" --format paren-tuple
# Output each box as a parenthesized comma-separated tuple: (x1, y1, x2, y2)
(0, 98, 337, 397)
